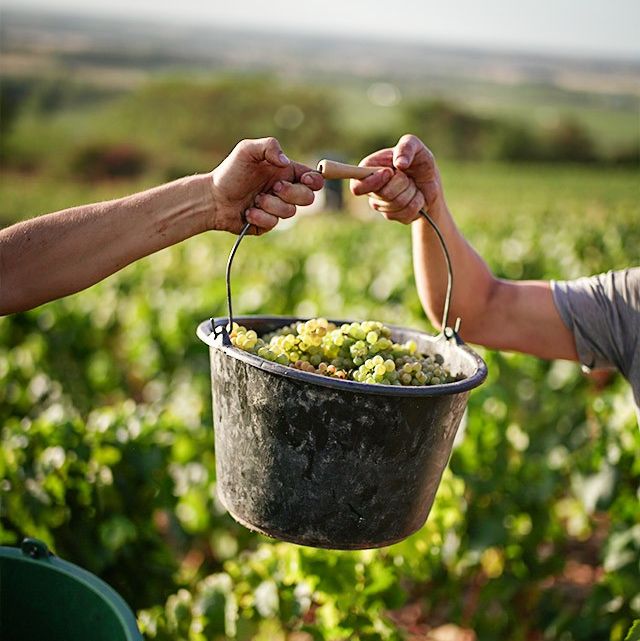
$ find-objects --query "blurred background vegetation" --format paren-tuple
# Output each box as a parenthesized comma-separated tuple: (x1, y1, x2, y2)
(1, 7, 639, 641)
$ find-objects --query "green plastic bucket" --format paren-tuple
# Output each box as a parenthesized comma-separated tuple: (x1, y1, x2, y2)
(0, 539, 142, 641)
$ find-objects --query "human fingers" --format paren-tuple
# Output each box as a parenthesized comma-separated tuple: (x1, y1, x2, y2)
(290, 162, 325, 188)
(255, 193, 296, 219)
(244, 207, 280, 233)
(272, 180, 315, 206)
(361, 148, 395, 168)
(350, 168, 394, 196)
(369, 182, 422, 212)
(349, 148, 394, 196)
(369, 188, 425, 225)
(237, 137, 291, 168)
(299, 170, 324, 191)
(373, 170, 413, 202)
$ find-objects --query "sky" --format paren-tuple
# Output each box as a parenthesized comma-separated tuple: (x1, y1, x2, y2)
(5, 0, 640, 60)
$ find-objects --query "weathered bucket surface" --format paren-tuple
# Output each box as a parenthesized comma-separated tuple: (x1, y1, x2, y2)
(198, 316, 487, 549)
(0, 539, 143, 641)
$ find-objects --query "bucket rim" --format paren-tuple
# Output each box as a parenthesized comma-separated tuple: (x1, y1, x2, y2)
(197, 315, 487, 397)
(0, 539, 142, 640)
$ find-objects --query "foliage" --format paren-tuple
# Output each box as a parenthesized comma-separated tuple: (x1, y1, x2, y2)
(2, 74, 638, 180)
(1, 75, 341, 180)
(398, 100, 605, 164)
(626, 621, 640, 641)
(69, 142, 149, 180)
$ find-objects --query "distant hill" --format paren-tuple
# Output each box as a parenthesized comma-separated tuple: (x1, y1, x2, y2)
(2, 7, 639, 95)
(2, 7, 638, 151)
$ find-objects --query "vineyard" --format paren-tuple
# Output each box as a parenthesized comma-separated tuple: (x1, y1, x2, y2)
(1, 153, 638, 639)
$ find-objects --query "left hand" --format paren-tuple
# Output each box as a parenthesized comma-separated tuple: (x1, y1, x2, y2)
(209, 137, 324, 235)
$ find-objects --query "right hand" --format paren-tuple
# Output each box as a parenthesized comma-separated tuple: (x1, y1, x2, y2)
(350, 134, 446, 224)
(209, 137, 323, 235)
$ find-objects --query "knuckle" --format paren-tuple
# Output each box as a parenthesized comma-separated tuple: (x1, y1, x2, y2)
(395, 190, 413, 209)
(396, 209, 413, 224)
(234, 140, 249, 155)
(411, 190, 425, 209)
(246, 206, 261, 220)
(238, 138, 255, 151)
(389, 176, 410, 199)
(385, 210, 403, 222)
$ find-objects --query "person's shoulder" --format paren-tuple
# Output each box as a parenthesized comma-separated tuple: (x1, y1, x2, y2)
(562, 267, 639, 297)
(603, 267, 640, 304)
(551, 267, 640, 323)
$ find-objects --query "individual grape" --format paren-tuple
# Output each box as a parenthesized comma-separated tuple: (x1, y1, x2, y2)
(349, 324, 366, 340)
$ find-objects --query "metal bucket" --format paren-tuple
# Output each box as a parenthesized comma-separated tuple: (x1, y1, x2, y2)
(197, 316, 486, 549)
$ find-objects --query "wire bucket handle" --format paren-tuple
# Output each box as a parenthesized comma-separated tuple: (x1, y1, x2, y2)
(213, 160, 459, 343)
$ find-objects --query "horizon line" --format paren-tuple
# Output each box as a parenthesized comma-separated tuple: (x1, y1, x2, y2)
(3, 3, 640, 65)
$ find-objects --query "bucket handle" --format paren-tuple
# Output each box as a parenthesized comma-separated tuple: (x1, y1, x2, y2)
(212, 162, 459, 343)
(212, 221, 252, 344)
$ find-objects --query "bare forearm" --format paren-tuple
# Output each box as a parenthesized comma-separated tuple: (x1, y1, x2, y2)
(0, 174, 213, 314)
(411, 200, 496, 336)
(411, 202, 577, 360)
(353, 134, 578, 360)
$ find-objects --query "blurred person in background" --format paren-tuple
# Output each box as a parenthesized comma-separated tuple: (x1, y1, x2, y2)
(0, 137, 323, 316)
(351, 134, 639, 418)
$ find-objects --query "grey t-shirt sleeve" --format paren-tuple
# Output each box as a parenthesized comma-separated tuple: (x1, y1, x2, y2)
(551, 268, 640, 385)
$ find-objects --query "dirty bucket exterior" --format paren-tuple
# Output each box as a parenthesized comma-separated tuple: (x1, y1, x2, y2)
(198, 316, 487, 550)
(0, 539, 143, 641)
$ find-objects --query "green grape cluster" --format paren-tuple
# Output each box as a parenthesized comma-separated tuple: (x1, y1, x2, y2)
(228, 319, 457, 386)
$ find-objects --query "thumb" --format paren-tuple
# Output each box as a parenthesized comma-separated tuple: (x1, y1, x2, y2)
(237, 137, 290, 168)
(393, 134, 421, 170)
(261, 137, 290, 168)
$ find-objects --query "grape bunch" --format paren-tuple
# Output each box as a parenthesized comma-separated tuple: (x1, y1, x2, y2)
(228, 318, 458, 386)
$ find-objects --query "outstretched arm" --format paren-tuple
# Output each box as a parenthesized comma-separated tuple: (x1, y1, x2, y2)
(351, 134, 578, 361)
(1, 137, 323, 315)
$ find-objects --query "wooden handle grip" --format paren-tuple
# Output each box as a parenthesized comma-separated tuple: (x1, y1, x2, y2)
(317, 159, 387, 180)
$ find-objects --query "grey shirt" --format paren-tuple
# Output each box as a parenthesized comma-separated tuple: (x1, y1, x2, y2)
(551, 268, 640, 418)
